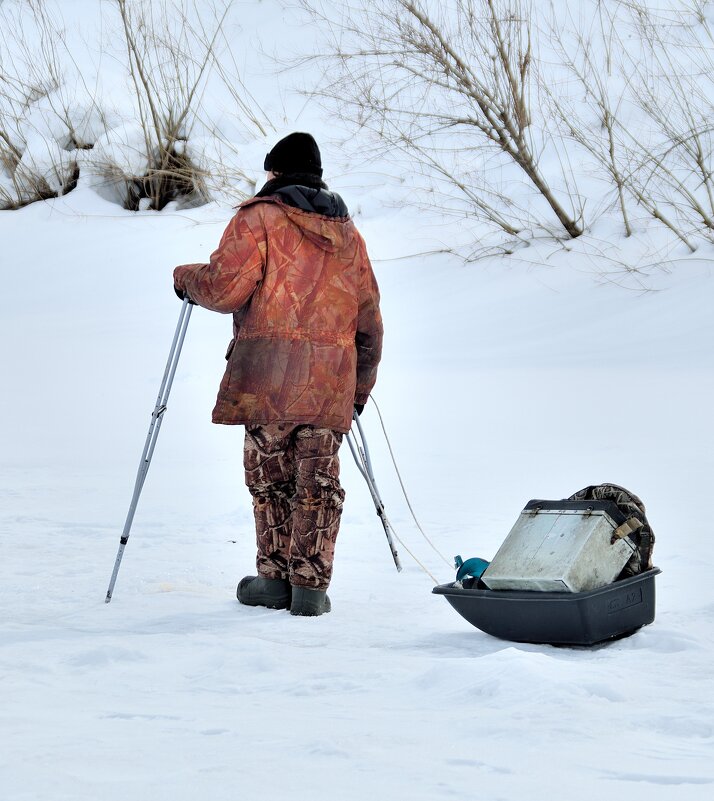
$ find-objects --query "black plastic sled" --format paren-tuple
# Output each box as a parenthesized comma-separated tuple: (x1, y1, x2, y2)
(433, 567, 661, 647)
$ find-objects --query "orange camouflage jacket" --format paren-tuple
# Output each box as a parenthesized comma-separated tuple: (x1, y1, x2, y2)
(173, 195, 383, 433)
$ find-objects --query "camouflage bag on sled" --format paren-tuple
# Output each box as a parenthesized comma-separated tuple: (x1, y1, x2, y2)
(567, 483, 655, 578)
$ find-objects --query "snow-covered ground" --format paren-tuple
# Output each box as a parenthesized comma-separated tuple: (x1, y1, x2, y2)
(2, 1, 714, 799)
(2, 186, 713, 801)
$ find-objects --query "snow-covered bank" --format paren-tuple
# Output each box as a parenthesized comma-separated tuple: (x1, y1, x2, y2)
(2, 186, 713, 800)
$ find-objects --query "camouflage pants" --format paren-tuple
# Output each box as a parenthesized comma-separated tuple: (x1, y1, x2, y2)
(243, 423, 345, 590)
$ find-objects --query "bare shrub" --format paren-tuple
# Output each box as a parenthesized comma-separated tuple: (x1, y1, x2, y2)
(542, 2, 635, 237)
(299, 0, 584, 245)
(111, 0, 270, 210)
(0, 0, 79, 208)
(545, 0, 713, 252)
(1, 0, 270, 212)
(624, 2, 714, 242)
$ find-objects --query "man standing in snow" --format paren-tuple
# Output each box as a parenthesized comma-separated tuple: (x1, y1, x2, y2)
(173, 132, 383, 617)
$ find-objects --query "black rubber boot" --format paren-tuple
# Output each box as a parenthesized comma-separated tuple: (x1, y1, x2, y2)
(290, 586, 331, 616)
(236, 576, 291, 609)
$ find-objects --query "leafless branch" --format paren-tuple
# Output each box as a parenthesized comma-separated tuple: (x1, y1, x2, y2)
(299, 0, 584, 240)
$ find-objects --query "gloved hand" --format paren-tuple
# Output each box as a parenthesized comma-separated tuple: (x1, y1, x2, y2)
(174, 285, 196, 304)
(354, 403, 365, 417)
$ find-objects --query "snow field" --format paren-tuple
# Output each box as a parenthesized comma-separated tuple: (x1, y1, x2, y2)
(1, 0, 714, 797)
(1, 190, 713, 800)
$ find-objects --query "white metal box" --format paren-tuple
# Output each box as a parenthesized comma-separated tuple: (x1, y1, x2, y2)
(481, 500, 637, 593)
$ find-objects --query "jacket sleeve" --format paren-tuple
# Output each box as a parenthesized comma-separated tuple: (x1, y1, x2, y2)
(354, 238, 383, 405)
(173, 208, 265, 314)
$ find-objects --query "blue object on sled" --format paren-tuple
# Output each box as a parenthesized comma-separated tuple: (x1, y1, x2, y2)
(454, 555, 490, 582)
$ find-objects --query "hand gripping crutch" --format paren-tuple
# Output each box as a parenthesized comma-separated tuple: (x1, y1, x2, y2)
(105, 298, 193, 603)
(347, 410, 402, 571)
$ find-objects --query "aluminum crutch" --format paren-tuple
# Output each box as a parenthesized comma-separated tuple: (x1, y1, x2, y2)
(105, 297, 193, 603)
(347, 410, 402, 571)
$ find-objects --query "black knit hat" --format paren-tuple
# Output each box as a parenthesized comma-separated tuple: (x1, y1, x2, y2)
(263, 132, 323, 177)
